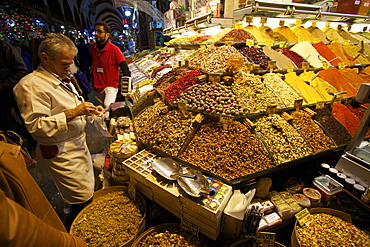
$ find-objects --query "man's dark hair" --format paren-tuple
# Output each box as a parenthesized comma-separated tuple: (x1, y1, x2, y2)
(95, 21, 111, 34)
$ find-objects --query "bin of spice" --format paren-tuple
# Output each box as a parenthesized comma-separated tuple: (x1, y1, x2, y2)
(313, 175, 343, 205)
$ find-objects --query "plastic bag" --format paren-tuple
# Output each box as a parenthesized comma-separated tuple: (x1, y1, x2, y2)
(85, 115, 112, 154)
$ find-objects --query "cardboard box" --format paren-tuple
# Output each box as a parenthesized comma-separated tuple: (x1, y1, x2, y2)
(336, 0, 370, 15)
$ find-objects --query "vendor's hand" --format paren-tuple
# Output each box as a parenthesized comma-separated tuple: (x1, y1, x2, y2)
(64, 102, 104, 121)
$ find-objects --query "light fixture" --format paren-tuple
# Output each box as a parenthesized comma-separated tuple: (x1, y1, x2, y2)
(125, 10, 131, 17)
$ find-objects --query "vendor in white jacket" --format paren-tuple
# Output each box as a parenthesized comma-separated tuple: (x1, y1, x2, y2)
(13, 33, 104, 222)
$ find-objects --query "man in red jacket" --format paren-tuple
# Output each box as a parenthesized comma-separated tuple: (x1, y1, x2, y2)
(89, 21, 131, 110)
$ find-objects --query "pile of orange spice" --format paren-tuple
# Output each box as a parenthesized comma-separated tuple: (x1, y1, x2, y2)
(318, 68, 357, 97)
(313, 41, 343, 66)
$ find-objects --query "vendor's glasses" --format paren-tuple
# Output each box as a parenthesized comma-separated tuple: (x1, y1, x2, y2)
(94, 29, 105, 34)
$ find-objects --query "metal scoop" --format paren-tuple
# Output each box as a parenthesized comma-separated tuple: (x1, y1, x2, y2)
(150, 157, 196, 181)
(177, 169, 215, 197)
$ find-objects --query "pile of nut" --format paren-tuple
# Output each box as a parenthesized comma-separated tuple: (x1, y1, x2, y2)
(232, 73, 285, 114)
(136, 110, 194, 156)
(135, 226, 210, 247)
(253, 114, 313, 164)
(71, 191, 145, 247)
(290, 110, 336, 153)
(296, 213, 370, 247)
(133, 101, 166, 133)
(262, 73, 302, 108)
(239, 47, 271, 70)
(174, 82, 248, 116)
(217, 29, 255, 43)
(188, 46, 217, 68)
(179, 120, 273, 180)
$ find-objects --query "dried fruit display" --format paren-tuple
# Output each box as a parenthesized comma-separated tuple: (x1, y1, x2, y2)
(290, 110, 336, 153)
(71, 191, 145, 247)
(253, 114, 313, 165)
(239, 47, 271, 70)
(154, 67, 190, 95)
(174, 82, 248, 116)
(136, 110, 194, 156)
(179, 120, 273, 180)
(133, 101, 166, 133)
(164, 70, 202, 102)
(232, 73, 285, 114)
(296, 213, 370, 247)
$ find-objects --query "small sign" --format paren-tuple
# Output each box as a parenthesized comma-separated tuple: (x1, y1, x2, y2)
(220, 114, 234, 124)
(153, 97, 161, 103)
(268, 61, 277, 69)
(256, 232, 276, 244)
(287, 65, 294, 73)
(194, 113, 204, 124)
(314, 38, 321, 44)
(322, 61, 329, 70)
(294, 99, 303, 110)
(225, 38, 235, 46)
(181, 218, 199, 236)
(178, 102, 187, 111)
(325, 22, 330, 28)
(266, 105, 277, 114)
(209, 74, 221, 83)
(246, 39, 254, 47)
(298, 37, 305, 43)
(344, 39, 350, 45)
(295, 208, 311, 227)
(296, 19, 302, 26)
(279, 20, 285, 27)
(254, 64, 260, 70)
(200, 44, 206, 49)
(245, 63, 254, 71)
(338, 62, 345, 70)
(245, 16, 253, 23)
(302, 62, 310, 71)
(266, 40, 273, 47)
(279, 41, 285, 48)
(316, 101, 325, 109)
(312, 21, 317, 27)
(260, 17, 268, 24)
(235, 22, 243, 29)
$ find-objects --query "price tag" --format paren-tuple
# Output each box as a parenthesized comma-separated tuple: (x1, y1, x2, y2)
(296, 19, 302, 26)
(160, 105, 169, 114)
(333, 96, 343, 104)
(295, 208, 311, 227)
(178, 102, 187, 111)
(314, 38, 321, 44)
(344, 39, 350, 45)
(287, 65, 294, 73)
(266, 105, 277, 114)
(268, 61, 277, 70)
(209, 74, 221, 83)
(298, 37, 305, 43)
(302, 62, 310, 71)
(200, 44, 206, 49)
(246, 39, 254, 47)
(220, 114, 234, 124)
(266, 40, 273, 47)
(322, 61, 329, 70)
(279, 41, 285, 48)
(181, 218, 199, 236)
(225, 38, 234, 46)
(338, 62, 345, 70)
(193, 113, 204, 124)
(279, 20, 285, 27)
(325, 22, 330, 28)
(316, 101, 325, 109)
(245, 63, 254, 72)
(128, 179, 137, 201)
(245, 16, 253, 23)
(194, 63, 201, 70)
(256, 232, 276, 244)
(312, 21, 317, 27)
(260, 17, 268, 24)
(153, 97, 161, 103)
(254, 64, 261, 70)
(235, 22, 243, 29)
(294, 99, 303, 110)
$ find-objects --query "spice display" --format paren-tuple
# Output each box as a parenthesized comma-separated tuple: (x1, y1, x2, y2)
(188, 46, 217, 68)
(343, 42, 370, 65)
(204, 28, 232, 44)
(151, 65, 172, 78)
(239, 46, 271, 70)
(279, 48, 305, 68)
(198, 45, 246, 73)
(290, 110, 336, 153)
(274, 26, 299, 43)
(322, 27, 345, 43)
(217, 28, 255, 43)
(154, 67, 173, 80)
(350, 32, 370, 42)
(296, 213, 370, 247)
(337, 29, 358, 42)
(136, 110, 194, 156)
(135, 226, 210, 247)
(318, 68, 357, 97)
(133, 101, 167, 133)
(193, 35, 211, 42)
(284, 72, 325, 104)
(174, 82, 248, 116)
(262, 73, 302, 108)
(71, 191, 145, 247)
(299, 71, 338, 101)
(254, 114, 313, 164)
(312, 41, 344, 66)
(232, 73, 285, 113)
(339, 68, 366, 90)
(154, 68, 189, 95)
(164, 70, 201, 102)
(307, 26, 329, 43)
(262, 46, 295, 69)
(359, 66, 370, 83)
(259, 26, 288, 42)
(328, 42, 358, 65)
(244, 25, 271, 42)
(346, 102, 368, 119)
(313, 105, 352, 146)
(291, 26, 316, 43)
(290, 41, 328, 68)
(179, 120, 273, 180)
(136, 79, 155, 89)
(332, 103, 360, 136)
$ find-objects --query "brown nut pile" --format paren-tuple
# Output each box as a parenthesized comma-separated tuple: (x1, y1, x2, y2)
(188, 46, 218, 68)
(217, 29, 255, 43)
(239, 47, 271, 70)
(262, 73, 302, 108)
(232, 73, 285, 114)
(136, 110, 194, 156)
(254, 114, 313, 165)
(174, 82, 248, 116)
(296, 213, 370, 247)
(133, 101, 166, 133)
(290, 110, 336, 153)
(313, 105, 352, 146)
(71, 191, 145, 247)
(179, 120, 273, 180)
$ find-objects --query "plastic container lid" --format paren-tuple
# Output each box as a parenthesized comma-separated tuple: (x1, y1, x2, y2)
(303, 187, 322, 202)
(321, 163, 330, 169)
(328, 168, 338, 174)
(354, 184, 366, 193)
(313, 175, 343, 196)
(293, 194, 311, 207)
(336, 173, 347, 180)
(345, 178, 356, 186)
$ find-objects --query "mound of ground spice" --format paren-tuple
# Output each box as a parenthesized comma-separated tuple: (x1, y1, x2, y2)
(328, 42, 358, 65)
(299, 71, 338, 101)
(291, 26, 316, 43)
(274, 26, 298, 43)
(318, 67, 357, 97)
(307, 26, 329, 43)
(313, 41, 344, 66)
(339, 68, 367, 90)
(332, 103, 360, 136)
(279, 48, 305, 68)
(359, 66, 370, 82)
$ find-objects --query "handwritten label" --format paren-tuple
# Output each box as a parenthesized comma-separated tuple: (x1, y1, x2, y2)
(294, 99, 303, 110)
(209, 74, 221, 83)
(312, 21, 317, 27)
(178, 102, 187, 111)
(322, 61, 329, 70)
(279, 41, 285, 48)
(256, 232, 276, 244)
(260, 17, 268, 24)
(181, 218, 199, 236)
(296, 19, 302, 26)
(235, 22, 243, 29)
(246, 39, 254, 46)
(302, 62, 310, 70)
(316, 101, 325, 109)
(254, 64, 260, 70)
(266, 40, 273, 47)
(245, 16, 253, 23)
(225, 38, 234, 46)
(268, 61, 277, 69)
(287, 65, 294, 73)
(314, 38, 321, 44)
(279, 20, 285, 27)
(194, 113, 204, 124)
(266, 105, 277, 114)
(338, 62, 345, 70)
(298, 37, 305, 43)
(220, 114, 234, 124)
(295, 208, 311, 227)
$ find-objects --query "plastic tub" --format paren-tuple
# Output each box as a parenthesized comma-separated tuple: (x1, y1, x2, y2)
(313, 175, 343, 206)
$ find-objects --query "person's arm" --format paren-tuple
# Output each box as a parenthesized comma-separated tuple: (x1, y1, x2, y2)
(71, 76, 83, 95)
(118, 61, 131, 77)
